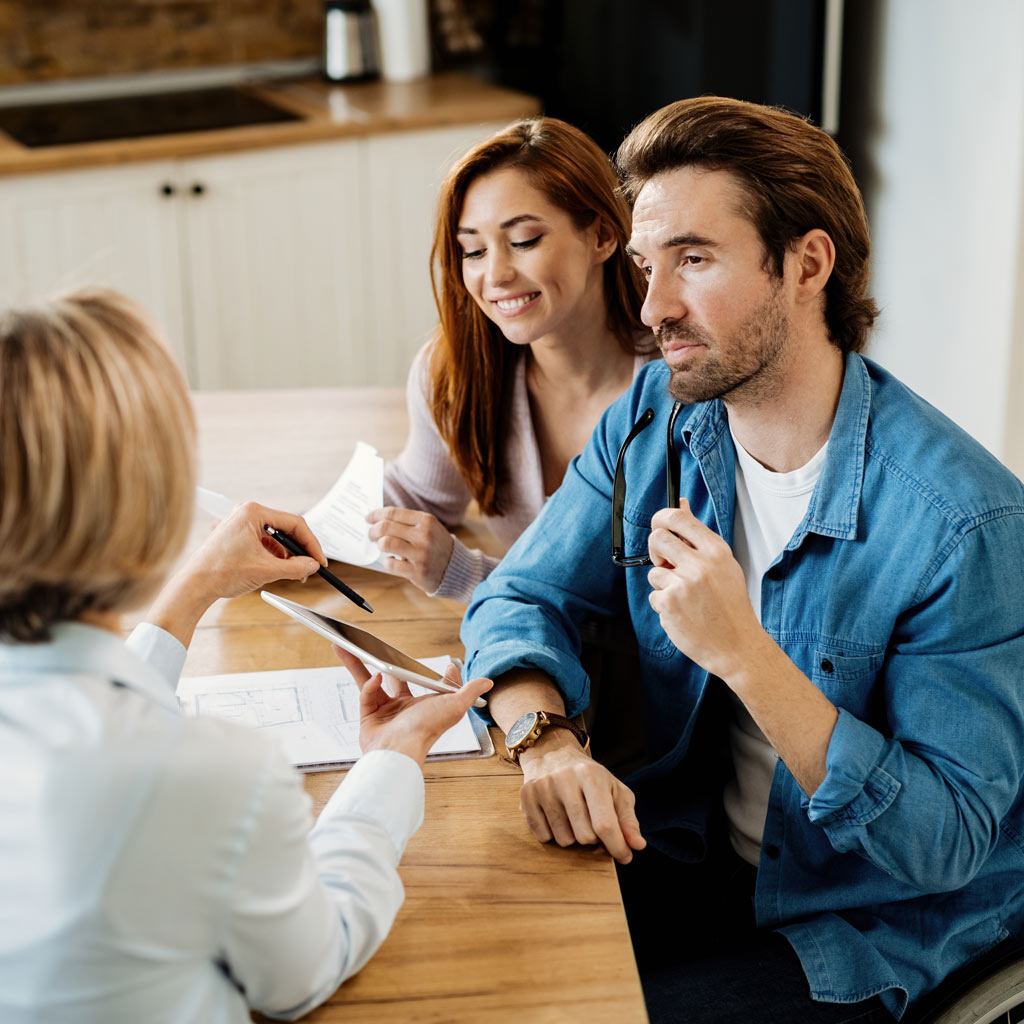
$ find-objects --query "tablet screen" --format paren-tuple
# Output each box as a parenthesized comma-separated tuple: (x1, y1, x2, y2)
(272, 597, 443, 681)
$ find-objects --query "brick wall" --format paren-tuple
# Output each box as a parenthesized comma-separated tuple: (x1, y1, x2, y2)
(0, 0, 323, 85)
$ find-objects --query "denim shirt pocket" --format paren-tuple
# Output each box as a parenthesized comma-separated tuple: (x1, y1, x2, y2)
(810, 643, 886, 709)
(621, 507, 679, 658)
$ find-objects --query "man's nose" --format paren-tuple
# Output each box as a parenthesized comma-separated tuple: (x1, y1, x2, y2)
(641, 270, 686, 328)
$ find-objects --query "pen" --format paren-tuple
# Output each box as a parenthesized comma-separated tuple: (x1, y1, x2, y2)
(263, 525, 374, 614)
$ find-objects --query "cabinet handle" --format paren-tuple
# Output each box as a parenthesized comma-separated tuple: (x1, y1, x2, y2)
(159, 182, 176, 197)
(191, 182, 206, 196)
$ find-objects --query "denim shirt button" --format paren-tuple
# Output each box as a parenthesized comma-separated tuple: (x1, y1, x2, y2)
(763, 843, 781, 860)
(820, 659, 834, 673)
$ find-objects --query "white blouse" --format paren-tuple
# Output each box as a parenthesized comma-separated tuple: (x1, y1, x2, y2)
(0, 621, 423, 1023)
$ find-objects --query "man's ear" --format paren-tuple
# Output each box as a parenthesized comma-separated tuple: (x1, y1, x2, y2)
(790, 228, 835, 304)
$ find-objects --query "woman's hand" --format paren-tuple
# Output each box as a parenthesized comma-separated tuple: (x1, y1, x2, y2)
(147, 501, 326, 646)
(366, 507, 454, 594)
(188, 501, 325, 602)
(335, 647, 492, 764)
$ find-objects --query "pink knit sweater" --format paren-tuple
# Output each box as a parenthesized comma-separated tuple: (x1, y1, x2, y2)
(383, 342, 657, 602)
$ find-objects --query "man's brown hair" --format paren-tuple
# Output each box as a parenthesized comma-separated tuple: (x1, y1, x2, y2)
(616, 96, 879, 354)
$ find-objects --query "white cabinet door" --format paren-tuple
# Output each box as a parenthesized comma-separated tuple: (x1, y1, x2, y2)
(0, 123, 513, 390)
(362, 121, 511, 384)
(181, 140, 366, 389)
(0, 161, 189, 372)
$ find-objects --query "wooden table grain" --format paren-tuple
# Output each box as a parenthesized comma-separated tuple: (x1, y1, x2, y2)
(183, 388, 648, 1024)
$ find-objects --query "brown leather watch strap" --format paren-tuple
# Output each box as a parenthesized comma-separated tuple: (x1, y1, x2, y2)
(538, 711, 588, 748)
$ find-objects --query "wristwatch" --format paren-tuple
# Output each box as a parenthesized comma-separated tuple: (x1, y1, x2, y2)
(504, 710, 589, 765)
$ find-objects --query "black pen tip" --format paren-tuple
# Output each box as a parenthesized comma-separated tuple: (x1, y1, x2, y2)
(361, 600, 375, 613)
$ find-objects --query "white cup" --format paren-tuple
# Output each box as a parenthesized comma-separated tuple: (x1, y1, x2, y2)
(371, 0, 431, 82)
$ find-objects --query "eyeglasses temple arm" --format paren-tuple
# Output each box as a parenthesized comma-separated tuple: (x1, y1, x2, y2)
(666, 401, 683, 509)
(611, 407, 655, 559)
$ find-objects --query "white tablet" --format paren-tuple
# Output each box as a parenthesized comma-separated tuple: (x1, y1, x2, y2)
(260, 591, 486, 708)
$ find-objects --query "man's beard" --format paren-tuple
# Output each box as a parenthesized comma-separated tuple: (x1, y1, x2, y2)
(657, 284, 790, 405)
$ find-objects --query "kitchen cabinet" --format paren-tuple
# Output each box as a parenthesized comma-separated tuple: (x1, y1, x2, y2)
(0, 158, 190, 370)
(179, 140, 365, 389)
(361, 124, 500, 381)
(0, 121, 509, 388)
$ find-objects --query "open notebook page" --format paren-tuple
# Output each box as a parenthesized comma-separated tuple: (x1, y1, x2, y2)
(175, 655, 490, 772)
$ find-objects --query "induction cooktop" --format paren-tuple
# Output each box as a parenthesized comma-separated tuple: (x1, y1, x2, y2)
(0, 86, 302, 148)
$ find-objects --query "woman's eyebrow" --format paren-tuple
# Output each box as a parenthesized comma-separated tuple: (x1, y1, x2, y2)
(457, 214, 544, 236)
(499, 214, 543, 230)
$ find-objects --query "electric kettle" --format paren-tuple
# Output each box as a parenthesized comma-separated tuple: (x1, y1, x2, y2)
(323, 0, 379, 82)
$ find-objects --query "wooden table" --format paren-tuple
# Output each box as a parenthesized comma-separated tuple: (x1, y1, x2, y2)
(178, 389, 648, 1024)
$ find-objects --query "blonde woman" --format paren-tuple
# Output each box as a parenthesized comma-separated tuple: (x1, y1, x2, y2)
(0, 289, 489, 1023)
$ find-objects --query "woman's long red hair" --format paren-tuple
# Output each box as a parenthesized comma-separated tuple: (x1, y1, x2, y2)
(428, 117, 647, 517)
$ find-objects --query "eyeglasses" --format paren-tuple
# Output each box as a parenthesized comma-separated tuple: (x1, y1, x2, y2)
(611, 401, 684, 566)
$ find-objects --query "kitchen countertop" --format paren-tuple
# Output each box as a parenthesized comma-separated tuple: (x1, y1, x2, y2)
(0, 72, 541, 178)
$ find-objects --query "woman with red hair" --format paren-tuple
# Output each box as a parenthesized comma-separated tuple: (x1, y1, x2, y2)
(369, 116, 654, 601)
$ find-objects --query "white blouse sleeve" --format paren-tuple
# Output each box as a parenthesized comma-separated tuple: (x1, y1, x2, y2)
(123, 622, 187, 686)
(223, 749, 424, 1020)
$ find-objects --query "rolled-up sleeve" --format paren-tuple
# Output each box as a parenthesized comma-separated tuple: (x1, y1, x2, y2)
(806, 513, 1024, 894)
(808, 709, 901, 828)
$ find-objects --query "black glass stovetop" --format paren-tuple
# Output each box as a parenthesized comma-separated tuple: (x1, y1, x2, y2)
(0, 86, 302, 148)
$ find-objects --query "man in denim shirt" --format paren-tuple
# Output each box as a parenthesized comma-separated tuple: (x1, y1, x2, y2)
(461, 97, 1024, 1022)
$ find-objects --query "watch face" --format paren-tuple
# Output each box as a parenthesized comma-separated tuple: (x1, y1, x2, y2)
(506, 712, 539, 748)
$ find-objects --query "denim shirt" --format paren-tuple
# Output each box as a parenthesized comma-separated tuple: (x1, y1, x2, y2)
(463, 353, 1024, 1018)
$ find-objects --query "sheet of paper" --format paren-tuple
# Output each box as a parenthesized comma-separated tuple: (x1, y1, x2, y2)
(195, 486, 236, 519)
(175, 656, 485, 770)
(302, 441, 386, 567)
(195, 442, 390, 571)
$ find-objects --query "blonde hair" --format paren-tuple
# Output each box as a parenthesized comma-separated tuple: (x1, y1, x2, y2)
(0, 288, 196, 642)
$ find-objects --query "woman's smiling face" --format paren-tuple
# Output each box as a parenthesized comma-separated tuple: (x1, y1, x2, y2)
(457, 166, 614, 347)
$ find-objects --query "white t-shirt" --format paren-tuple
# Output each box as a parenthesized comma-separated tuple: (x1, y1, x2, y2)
(723, 425, 827, 866)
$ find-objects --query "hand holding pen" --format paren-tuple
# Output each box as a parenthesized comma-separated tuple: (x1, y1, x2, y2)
(263, 525, 374, 613)
(149, 500, 339, 647)
(193, 488, 374, 614)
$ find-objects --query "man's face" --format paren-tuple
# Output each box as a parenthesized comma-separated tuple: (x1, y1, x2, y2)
(627, 167, 791, 406)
